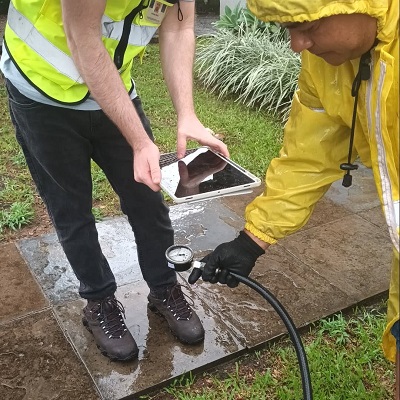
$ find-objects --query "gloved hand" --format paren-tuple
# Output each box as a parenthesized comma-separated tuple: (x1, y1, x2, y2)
(188, 231, 265, 288)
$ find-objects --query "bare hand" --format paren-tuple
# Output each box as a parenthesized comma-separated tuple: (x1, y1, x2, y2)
(133, 140, 162, 192)
(176, 115, 229, 159)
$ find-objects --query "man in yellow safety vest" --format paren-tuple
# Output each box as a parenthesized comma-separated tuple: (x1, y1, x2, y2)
(1, 0, 228, 361)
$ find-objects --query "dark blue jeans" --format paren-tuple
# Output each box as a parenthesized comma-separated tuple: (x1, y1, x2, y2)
(392, 320, 400, 352)
(6, 79, 176, 299)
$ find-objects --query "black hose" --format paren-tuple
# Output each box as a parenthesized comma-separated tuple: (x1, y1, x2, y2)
(187, 261, 313, 398)
(228, 271, 313, 400)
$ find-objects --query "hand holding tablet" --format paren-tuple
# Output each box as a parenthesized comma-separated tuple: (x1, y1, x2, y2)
(160, 147, 261, 204)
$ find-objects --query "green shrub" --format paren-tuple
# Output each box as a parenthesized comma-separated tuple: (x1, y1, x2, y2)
(195, 27, 300, 121)
(215, 5, 281, 35)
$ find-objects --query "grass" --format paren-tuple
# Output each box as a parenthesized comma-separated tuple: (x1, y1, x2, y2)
(142, 302, 394, 399)
(0, 200, 34, 230)
(0, 80, 37, 234)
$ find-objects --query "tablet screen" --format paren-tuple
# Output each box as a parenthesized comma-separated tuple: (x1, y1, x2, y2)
(160, 147, 260, 202)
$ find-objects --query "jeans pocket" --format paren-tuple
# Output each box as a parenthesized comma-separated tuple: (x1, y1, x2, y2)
(6, 79, 41, 109)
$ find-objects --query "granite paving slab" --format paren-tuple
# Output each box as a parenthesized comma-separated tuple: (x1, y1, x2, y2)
(17, 200, 242, 305)
(189, 244, 354, 348)
(324, 164, 381, 213)
(279, 213, 392, 302)
(55, 280, 244, 400)
(358, 206, 388, 230)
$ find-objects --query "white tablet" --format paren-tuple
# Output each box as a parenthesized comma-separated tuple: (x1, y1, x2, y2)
(160, 147, 261, 204)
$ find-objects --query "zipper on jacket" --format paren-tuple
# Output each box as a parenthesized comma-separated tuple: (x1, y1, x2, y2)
(114, 0, 147, 70)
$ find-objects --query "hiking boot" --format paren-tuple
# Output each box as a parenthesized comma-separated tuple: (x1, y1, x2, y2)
(82, 295, 139, 361)
(148, 283, 205, 344)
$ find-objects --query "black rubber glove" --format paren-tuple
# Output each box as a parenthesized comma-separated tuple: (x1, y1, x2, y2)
(189, 231, 265, 288)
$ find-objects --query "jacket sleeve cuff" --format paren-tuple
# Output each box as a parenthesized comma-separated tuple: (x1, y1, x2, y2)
(244, 222, 277, 245)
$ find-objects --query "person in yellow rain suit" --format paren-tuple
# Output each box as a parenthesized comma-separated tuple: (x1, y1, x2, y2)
(189, 0, 399, 394)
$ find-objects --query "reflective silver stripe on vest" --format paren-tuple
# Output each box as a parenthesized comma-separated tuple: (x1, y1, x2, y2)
(7, 3, 84, 83)
(7, 3, 157, 83)
(102, 15, 157, 46)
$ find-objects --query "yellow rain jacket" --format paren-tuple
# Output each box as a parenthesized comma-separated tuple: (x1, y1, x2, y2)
(244, 0, 399, 362)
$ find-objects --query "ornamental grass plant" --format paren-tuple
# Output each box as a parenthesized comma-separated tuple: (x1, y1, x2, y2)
(195, 8, 300, 121)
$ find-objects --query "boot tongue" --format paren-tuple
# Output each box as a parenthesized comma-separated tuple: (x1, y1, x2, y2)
(101, 297, 119, 315)
(168, 285, 192, 320)
(103, 297, 115, 309)
(98, 297, 127, 338)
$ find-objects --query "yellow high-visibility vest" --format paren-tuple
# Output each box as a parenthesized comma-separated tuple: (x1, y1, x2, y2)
(4, 0, 173, 104)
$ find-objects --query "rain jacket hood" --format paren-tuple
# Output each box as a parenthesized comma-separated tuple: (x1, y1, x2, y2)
(247, 0, 393, 45)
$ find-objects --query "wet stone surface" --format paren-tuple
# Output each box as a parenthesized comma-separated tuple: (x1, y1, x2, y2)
(169, 199, 243, 252)
(279, 213, 391, 302)
(324, 164, 381, 213)
(190, 244, 354, 348)
(56, 281, 244, 400)
(17, 199, 242, 306)
(17, 218, 143, 305)
(0, 166, 392, 399)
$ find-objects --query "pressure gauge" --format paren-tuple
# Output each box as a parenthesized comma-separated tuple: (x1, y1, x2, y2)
(165, 244, 194, 272)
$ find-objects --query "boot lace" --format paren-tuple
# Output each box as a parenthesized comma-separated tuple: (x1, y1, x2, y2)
(164, 284, 193, 321)
(90, 296, 128, 339)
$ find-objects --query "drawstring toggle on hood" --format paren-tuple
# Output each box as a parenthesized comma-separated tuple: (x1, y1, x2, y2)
(340, 50, 372, 187)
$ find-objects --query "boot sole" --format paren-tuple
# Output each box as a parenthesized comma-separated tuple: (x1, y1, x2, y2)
(82, 317, 139, 362)
(148, 302, 205, 345)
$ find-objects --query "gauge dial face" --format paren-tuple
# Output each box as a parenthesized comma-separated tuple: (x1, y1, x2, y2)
(166, 245, 194, 264)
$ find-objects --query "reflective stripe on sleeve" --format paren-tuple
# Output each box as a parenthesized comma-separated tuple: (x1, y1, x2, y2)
(374, 60, 399, 252)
